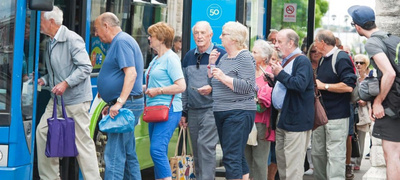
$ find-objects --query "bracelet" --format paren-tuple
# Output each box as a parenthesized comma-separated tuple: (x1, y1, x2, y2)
(160, 87, 164, 94)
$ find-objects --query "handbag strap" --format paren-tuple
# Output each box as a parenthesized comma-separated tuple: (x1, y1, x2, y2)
(282, 54, 302, 68)
(174, 128, 185, 157)
(145, 62, 175, 108)
(52, 95, 69, 119)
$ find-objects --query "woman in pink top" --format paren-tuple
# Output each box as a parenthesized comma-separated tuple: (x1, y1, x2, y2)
(245, 39, 275, 180)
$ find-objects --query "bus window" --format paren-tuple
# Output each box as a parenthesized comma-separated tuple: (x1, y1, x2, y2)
(21, 10, 37, 121)
(0, 0, 15, 125)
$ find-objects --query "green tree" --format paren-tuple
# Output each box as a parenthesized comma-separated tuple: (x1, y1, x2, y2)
(270, 0, 329, 42)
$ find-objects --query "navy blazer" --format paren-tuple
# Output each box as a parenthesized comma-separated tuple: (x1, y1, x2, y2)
(272, 55, 315, 132)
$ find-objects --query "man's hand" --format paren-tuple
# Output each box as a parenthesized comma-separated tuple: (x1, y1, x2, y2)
(52, 81, 68, 95)
(38, 78, 45, 86)
(101, 106, 109, 116)
(372, 101, 385, 120)
(198, 85, 212, 96)
(270, 61, 282, 76)
(179, 117, 188, 128)
(109, 103, 123, 119)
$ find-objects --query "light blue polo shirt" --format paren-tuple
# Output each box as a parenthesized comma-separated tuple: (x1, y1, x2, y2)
(145, 49, 184, 112)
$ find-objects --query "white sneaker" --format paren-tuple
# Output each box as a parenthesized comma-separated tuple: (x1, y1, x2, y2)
(304, 168, 314, 175)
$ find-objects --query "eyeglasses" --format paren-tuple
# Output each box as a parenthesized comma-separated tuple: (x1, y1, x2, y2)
(310, 50, 317, 53)
(355, 61, 365, 65)
(351, 21, 356, 27)
(196, 53, 204, 69)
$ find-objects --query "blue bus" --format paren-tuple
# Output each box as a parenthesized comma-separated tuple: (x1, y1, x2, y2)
(0, 0, 317, 179)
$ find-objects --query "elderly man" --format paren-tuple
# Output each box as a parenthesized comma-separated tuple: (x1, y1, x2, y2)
(179, 21, 226, 180)
(349, 5, 400, 179)
(36, 6, 100, 180)
(94, 12, 144, 179)
(312, 29, 357, 180)
(269, 29, 314, 180)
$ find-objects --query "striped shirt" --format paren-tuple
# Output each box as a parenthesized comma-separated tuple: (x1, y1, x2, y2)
(211, 50, 257, 112)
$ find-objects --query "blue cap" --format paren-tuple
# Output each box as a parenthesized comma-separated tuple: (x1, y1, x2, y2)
(348, 5, 375, 27)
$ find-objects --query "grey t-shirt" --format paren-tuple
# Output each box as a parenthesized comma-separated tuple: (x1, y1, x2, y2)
(365, 30, 388, 59)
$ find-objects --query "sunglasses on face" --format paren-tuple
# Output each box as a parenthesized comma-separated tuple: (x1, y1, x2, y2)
(310, 50, 317, 53)
(196, 53, 204, 69)
(351, 21, 356, 27)
(355, 61, 365, 65)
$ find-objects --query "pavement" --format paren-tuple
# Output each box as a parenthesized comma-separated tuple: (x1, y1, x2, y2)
(216, 134, 372, 180)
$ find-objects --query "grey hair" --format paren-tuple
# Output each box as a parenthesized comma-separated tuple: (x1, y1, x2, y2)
(101, 12, 120, 27)
(223, 21, 248, 49)
(280, 29, 299, 47)
(253, 39, 274, 63)
(268, 29, 278, 39)
(192, 21, 213, 34)
(43, 6, 63, 25)
(315, 29, 336, 46)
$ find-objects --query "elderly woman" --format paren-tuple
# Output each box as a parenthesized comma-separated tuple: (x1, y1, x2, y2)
(245, 39, 275, 180)
(145, 22, 186, 180)
(352, 54, 372, 171)
(209, 21, 256, 180)
(307, 43, 323, 72)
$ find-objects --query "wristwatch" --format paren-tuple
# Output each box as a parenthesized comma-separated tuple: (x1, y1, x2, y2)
(324, 84, 330, 90)
(117, 97, 125, 104)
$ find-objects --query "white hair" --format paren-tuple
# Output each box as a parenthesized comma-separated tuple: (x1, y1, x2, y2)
(192, 21, 213, 34)
(43, 6, 63, 25)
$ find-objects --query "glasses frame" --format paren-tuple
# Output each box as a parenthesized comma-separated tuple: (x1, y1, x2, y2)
(351, 21, 356, 27)
(355, 61, 366, 65)
(196, 53, 204, 69)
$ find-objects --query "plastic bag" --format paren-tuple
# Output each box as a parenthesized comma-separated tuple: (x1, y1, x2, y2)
(247, 123, 258, 146)
(99, 108, 135, 133)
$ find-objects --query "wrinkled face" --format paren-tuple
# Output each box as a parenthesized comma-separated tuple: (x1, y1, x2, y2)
(148, 34, 162, 49)
(40, 12, 51, 35)
(275, 32, 291, 57)
(268, 33, 277, 44)
(252, 45, 265, 63)
(94, 19, 108, 43)
(193, 25, 212, 49)
(313, 38, 324, 53)
(219, 29, 233, 48)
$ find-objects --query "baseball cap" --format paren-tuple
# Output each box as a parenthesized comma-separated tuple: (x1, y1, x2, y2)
(347, 5, 375, 27)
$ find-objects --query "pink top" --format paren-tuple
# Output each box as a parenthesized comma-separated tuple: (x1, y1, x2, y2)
(255, 66, 273, 126)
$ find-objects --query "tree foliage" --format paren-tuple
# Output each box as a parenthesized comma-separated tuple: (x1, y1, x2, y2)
(270, 0, 329, 42)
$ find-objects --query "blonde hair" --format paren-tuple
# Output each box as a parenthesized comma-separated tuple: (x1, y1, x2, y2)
(354, 54, 370, 68)
(222, 21, 248, 49)
(148, 22, 175, 48)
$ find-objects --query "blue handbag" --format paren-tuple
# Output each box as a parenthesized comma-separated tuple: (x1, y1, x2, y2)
(99, 108, 135, 133)
(45, 95, 79, 157)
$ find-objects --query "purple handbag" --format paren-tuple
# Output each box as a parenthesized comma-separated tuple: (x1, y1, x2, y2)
(45, 95, 78, 157)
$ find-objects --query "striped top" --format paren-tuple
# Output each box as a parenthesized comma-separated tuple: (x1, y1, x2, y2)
(211, 50, 257, 112)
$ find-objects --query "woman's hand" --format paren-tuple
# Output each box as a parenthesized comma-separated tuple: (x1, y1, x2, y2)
(209, 49, 220, 65)
(145, 87, 162, 98)
(211, 68, 226, 81)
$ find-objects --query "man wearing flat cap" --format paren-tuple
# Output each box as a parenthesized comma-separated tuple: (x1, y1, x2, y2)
(348, 5, 400, 179)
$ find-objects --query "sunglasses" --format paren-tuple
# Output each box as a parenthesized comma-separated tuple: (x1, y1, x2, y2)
(351, 21, 356, 27)
(310, 50, 317, 53)
(196, 53, 204, 69)
(355, 61, 365, 65)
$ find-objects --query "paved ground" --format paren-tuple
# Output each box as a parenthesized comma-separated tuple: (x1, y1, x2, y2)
(216, 134, 372, 180)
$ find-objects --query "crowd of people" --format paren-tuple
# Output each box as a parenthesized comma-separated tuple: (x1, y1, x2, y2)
(35, 5, 400, 180)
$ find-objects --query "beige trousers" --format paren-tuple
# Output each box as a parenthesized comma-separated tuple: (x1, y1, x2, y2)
(275, 127, 311, 180)
(36, 99, 101, 180)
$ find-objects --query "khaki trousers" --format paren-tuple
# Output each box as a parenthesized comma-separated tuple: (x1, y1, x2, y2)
(312, 117, 349, 180)
(36, 99, 101, 180)
(275, 127, 311, 180)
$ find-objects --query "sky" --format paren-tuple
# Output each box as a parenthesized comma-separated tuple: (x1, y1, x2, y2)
(322, 0, 376, 27)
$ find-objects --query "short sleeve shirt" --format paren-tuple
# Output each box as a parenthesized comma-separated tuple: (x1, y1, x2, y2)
(97, 32, 144, 103)
(145, 49, 184, 112)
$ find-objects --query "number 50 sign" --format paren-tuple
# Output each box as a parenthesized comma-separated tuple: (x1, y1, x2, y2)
(207, 4, 223, 20)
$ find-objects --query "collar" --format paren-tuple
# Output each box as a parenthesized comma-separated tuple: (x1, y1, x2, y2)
(194, 43, 214, 55)
(282, 48, 302, 63)
(50, 27, 61, 44)
(324, 46, 338, 58)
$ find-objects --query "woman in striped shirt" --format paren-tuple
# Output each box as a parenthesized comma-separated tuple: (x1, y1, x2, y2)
(209, 21, 257, 180)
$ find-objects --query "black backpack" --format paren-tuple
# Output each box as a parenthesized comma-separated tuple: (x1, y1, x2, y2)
(371, 33, 400, 118)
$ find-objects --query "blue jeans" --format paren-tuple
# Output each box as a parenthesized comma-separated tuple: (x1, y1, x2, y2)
(104, 97, 144, 180)
(148, 105, 181, 179)
(214, 109, 255, 179)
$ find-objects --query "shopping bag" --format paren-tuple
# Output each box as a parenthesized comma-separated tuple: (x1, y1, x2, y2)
(170, 128, 195, 180)
(45, 95, 78, 157)
(99, 108, 135, 133)
(247, 123, 258, 146)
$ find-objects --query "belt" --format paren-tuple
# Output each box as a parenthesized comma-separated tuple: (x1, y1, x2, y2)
(107, 94, 143, 106)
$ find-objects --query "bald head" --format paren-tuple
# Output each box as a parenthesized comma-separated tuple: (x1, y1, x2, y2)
(94, 12, 122, 43)
(98, 12, 120, 27)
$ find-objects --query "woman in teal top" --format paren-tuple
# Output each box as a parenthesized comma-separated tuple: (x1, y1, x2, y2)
(145, 22, 186, 180)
